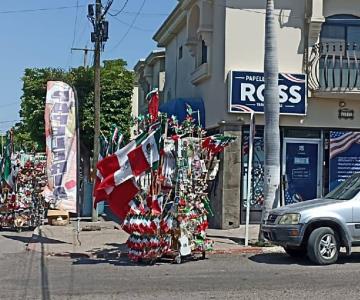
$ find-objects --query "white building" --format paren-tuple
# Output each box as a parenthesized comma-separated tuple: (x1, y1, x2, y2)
(136, 0, 360, 228)
(134, 50, 166, 116)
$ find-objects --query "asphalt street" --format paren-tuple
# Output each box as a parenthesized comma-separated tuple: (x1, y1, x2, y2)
(1, 230, 360, 300)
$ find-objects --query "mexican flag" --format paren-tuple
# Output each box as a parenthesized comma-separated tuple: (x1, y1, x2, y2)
(94, 135, 109, 201)
(104, 178, 140, 221)
(95, 130, 160, 200)
(202, 134, 237, 154)
(146, 88, 159, 123)
(107, 125, 124, 155)
(1, 132, 14, 188)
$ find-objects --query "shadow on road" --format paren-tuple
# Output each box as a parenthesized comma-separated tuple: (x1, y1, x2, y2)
(71, 242, 203, 267)
(2, 234, 68, 245)
(207, 234, 245, 246)
(249, 251, 360, 266)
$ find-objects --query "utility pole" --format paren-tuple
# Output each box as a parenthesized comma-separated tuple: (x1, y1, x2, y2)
(71, 47, 95, 67)
(88, 0, 111, 222)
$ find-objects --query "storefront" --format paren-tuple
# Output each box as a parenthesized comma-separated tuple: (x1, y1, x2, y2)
(229, 70, 360, 223)
(241, 126, 360, 224)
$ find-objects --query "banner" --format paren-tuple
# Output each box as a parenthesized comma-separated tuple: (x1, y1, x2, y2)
(329, 131, 360, 191)
(228, 71, 307, 115)
(44, 81, 77, 213)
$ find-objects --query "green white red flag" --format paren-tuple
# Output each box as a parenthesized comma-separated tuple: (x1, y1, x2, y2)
(94, 129, 161, 221)
(202, 135, 237, 154)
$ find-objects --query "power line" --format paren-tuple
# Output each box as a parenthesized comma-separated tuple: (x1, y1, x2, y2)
(0, 120, 20, 124)
(108, 0, 146, 52)
(109, 14, 154, 32)
(68, 0, 81, 68)
(71, 0, 80, 49)
(112, 10, 168, 17)
(0, 5, 86, 15)
(0, 102, 20, 108)
(109, 0, 129, 16)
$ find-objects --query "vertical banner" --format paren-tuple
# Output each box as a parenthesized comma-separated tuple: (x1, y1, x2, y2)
(44, 81, 77, 213)
(329, 131, 360, 191)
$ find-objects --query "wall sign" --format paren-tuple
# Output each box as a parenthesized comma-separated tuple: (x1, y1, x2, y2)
(228, 71, 307, 115)
(329, 131, 360, 191)
(338, 108, 354, 120)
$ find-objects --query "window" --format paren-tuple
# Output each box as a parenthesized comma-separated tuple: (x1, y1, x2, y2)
(201, 40, 207, 64)
(319, 15, 360, 89)
(321, 15, 360, 46)
(178, 46, 183, 60)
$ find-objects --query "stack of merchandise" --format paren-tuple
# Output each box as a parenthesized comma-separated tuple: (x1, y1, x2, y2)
(95, 105, 236, 264)
(0, 159, 47, 231)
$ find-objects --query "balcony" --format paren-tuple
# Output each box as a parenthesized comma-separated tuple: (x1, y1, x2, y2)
(308, 42, 360, 95)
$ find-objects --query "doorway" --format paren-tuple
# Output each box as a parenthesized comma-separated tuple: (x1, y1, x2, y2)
(282, 138, 322, 205)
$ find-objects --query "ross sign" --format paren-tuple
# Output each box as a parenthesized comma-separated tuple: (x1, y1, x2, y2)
(228, 71, 307, 115)
(329, 131, 360, 191)
(44, 81, 77, 213)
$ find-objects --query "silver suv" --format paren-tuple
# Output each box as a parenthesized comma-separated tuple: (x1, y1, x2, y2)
(262, 173, 360, 265)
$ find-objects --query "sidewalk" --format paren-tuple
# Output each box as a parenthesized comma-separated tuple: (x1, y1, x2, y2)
(26, 220, 284, 259)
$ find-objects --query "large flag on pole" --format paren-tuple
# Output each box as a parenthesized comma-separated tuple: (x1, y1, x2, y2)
(1, 131, 14, 188)
(146, 88, 159, 123)
(43, 81, 78, 213)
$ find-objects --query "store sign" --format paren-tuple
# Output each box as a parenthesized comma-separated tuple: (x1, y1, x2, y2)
(338, 108, 354, 120)
(228, 71, 307, 115)
(329, 131, 360, 191)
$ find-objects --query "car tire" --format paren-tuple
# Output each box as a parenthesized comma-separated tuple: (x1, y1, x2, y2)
(307, 227, 339, 265)
(283, 246, 307, 258)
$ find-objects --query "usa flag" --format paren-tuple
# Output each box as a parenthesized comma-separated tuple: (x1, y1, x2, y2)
(330, 131, 360, 159)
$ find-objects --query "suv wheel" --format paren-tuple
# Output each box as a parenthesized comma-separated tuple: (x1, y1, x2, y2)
(283, 246, 307, 258)
(307, 227, 339, 265)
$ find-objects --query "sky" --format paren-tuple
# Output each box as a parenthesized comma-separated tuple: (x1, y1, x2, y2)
(0, 0, 178, 133)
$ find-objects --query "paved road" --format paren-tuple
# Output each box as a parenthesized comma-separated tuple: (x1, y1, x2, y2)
(1, 230, 360, 300)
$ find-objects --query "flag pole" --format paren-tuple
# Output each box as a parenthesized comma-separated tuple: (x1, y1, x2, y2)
(245, 110, 255, 247)
(72, 85, 82, 244)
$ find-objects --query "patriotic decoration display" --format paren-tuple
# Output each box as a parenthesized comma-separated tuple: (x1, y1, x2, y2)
(329, 131, 360, 191)
(94, 108, 235, 264)
(0, 134, 48, 231)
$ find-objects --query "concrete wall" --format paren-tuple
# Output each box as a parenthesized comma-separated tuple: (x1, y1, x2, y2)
(164, 26, 195, 101)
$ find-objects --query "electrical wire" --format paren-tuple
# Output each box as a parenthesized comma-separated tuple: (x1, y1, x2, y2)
(109, 14, 155, 32)
(0, 102, 20, 108)
(68, 0, 80, 68)
(108, 0, 146, 52)
(71, 0, 80, 49)
(112, 10, 168, 17)
(0, 5, 86, 15)
(0, 120, 20, 124)
(108, 0, 129, 17)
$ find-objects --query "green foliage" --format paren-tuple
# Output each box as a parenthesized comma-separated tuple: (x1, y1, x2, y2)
(13, 122, 37, 152)
(18, 59, 134, 155)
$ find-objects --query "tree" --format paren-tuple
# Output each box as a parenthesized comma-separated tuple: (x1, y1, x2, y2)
(261, 0, 280, 231)
(18, 59, 134, 179)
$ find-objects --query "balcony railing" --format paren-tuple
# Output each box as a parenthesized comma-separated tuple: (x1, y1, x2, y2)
(308, 42, 360, 92)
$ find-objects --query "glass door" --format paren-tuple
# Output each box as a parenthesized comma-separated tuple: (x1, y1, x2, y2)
(283, 138, 322, 205)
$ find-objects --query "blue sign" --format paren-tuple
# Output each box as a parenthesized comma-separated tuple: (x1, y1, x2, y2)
(284, 142, 319, 205)
(229, 71, 307, 115)
(329, 131, 360, 191)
